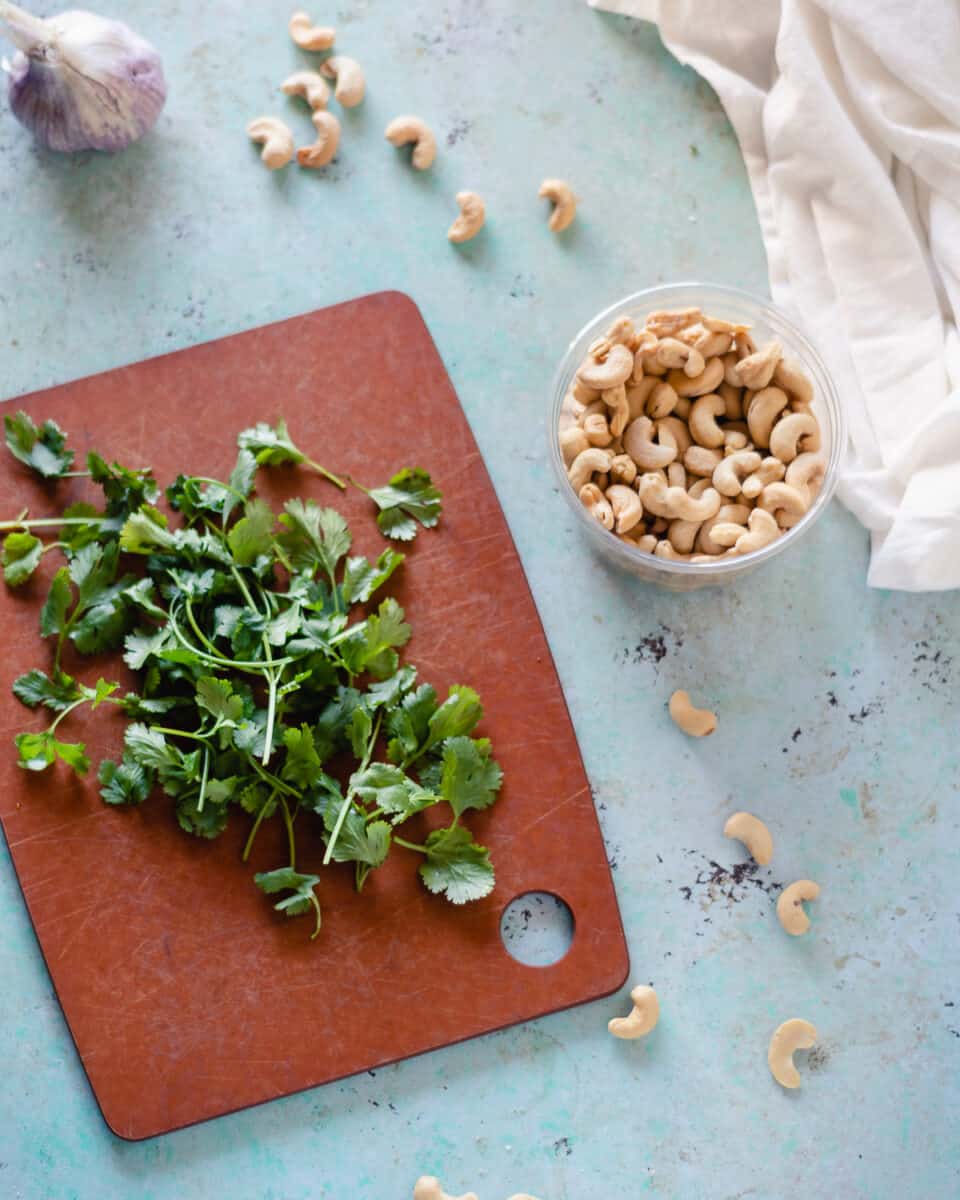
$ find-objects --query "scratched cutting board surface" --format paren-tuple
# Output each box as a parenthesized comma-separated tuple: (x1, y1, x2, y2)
(0, 291, 628, 1140)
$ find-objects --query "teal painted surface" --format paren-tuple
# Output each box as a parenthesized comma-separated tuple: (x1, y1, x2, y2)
(1, 2, 957, 1197)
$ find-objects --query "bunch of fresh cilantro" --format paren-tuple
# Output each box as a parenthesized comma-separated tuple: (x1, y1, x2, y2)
(1, 411, 501, 938)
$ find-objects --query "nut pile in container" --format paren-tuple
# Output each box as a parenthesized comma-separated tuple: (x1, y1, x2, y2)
(558, 307, 825, 562)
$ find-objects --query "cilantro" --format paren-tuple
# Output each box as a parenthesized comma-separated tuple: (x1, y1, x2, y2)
(40, 567, 72, 637)
(238, 418, 308, 467)
(2, 531, 43, 586)
(341, 548, 405, 605)
(15, 730, 89, 775)
(367, 468, 442, 541)
(281, 724, 324, 787)
(277, 499, 351, 580)
(98, 755, 152, 805)
(4, 411, 75, 479)
(87, 453, 159, 519)
(227, 499, 275, 567)
(418, 826, 495, 905)
(254, 868, 322, 938)
(439, 736, 503, 817)
(59, 503, 104, 554)
(12, 668, 82, 711)
(119, 506, 177, 554)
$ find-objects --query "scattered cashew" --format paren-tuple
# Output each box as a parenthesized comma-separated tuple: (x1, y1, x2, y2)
(320, 55, 365, 107)
(606, 485, 644, 534)
(668, 690, 717, 737)
(656, 337, 705, 378)
(577, 343, 634, 391)
(297, 109, 341, 168)
(413, 1177, 477, 1200)
(281, 70, 330, 110)
(758, 482, 809, 526)
(289, 10, 335, 50)
(247, 117, 295, 169)
(723, 429, 749, 452)
(746, 387, 789, 448)
(638, 474, 720, 522)
(723, 812, 773, 865)
(626, 377, 657, 419)
(713, 449, 762, 497)
(448, 191, 486, 243)
(623, 417, 677, 471)
(741, 456, 785, 500)
(735, 340, 782, 389)
(668, 356, 725, 399)
(777, 880, 820, 936)
(608, 985, 660, 1039)
(769, 412, 821, 463)
(579, 483, 614, 529)
(539, 178, 577, 232)
(684, 445, 723, 477)
(567, 447, 612, 491)
(385, 115, 437, 170)
(708, 521, 749, 549)
(688, 393, 727, 448)
(768, 1019, 817, 1089)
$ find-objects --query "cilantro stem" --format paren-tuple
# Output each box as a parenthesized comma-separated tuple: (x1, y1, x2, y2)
(307, 890, 322, 939)
(197, 747, 211, 813)
(184, 597, 227, 659)
(394, 836, 427, 854)
(149, 724, 211, 742)
(279, 795, 296, 870)
(322, 711, 382, 866)
(305, 459, 346, 490)
(241, 788, 278, 862)
(0, 518, 104, 530)
(47, 696, 88, 734)
(345, 476, 372, 495)
(167, 606, 295, 672)
(230, 565, 279, 766)
(244, 754, 299, 798)
(190, 476, 249, 504)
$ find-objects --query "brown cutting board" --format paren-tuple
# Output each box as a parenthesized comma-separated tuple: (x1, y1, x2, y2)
(0, 291, 628, 1140)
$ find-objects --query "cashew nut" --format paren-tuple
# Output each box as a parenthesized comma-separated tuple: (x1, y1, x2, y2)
(777, 880, 820, 936)
(687, 475, 712, 499)
(577, 343, 634, 391)
(684, 445, 723, 477)
(413, 1177, 477, 1200)
(668, 689, 717, 737)
(773, 356, 814, 406)
(608, 985, 659, 1039)
(281, 70, 330, 110)
(673, 396, 691, 420)
(667, 517, 701, 553)
(667, 462, 687, 490)
(694, 330, 733, 358)
(646, 380, 679, 420)
(731, 507, 780, 553)
(638, 474, 720, 523)
(606, 315, 638, 348)
(668, 356, 724, 398)
(758, 482, 809, 527)
(785, 452, 826, 494)
(654, 540, 691, 561)
(602, 384, 630, 438)
(747, 387, 789, 448)
(572, 377, 599, 406)
(713, 449, 762, 497)
(656, 337, 705, 378)
(741, 455, 785, 500)
(385, 115, 437, 170)
(646, 308, 701, 338)
(539, 178, 577, 233)
(609, 453, 637, 486)
(320, 55, 365, 107)
(719, 380, 743, 420)
(723, 429, 749, 452)
(579, 483, 614, 530)
(769, 412, 821, 463)
(656, 416, 692, 455)
(606, 484, 644, 534)
(688, 393, 727, 448)
(583, 413, 612, 447)
(708, 521, 749, 549)
(558, 425, 589, 466)
(625, 377, 656, 419)
(623, 417, 677, 470)
(297, 109, 341, 168)
(567, 447, 612, 491)
(448, 191, 486, 243)
(734, 340, 782, 389)
(697, 504, 751, 555)
(289, 10, 335, 50)
(723, 811, 773, 865)
(768, 1019, 817, 1089)
(247, 117, 295, 169)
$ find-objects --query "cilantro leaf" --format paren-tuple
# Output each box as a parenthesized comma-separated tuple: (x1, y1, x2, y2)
(338, 597, 412, 680)
(14, 730, 89, 775)
(418, 826, 494, 904)
(426, 685, 483, 746)
(98, 755, 152, 805)
(59, 503, 104, 554)
(4, 411, 75, 478)
(87, 452, 159, 519)
(319, 797, 391, 867)
(281, 724, 324, 787)
(123, 627, 174, 671)
(234, 781, 277, 818)
(365, 663, 417, 711)
(119, 506, 177, 555)
(227, 499, 275, 567)
(176, 794, 230, 838)
(349, 706, 373, 759)
(2, 532, 43, 587)
(277, 499, 351, 580)
(195, 676, 244, 724)
(341, 548, 405, 605)
(238, 418, 306, 467)
(439, 736, 503, 818)
(368, 468, 442, 541)
(349, 762, 435, 823)
(69, 579, 136, 654)
(68, 540, 119, 608)
(12, 668, 82, 712)
(254, 867, 322, 938)
(40, 567, 72, 638)
(386, 684, 438, 763)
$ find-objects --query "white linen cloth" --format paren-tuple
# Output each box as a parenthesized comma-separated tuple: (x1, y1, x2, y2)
(589, 0, 960, 590)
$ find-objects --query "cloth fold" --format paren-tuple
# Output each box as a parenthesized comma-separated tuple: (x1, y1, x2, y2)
(590, 0, 960, 589)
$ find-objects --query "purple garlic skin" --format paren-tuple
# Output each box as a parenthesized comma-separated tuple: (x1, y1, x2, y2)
(3, 8, 166, 152)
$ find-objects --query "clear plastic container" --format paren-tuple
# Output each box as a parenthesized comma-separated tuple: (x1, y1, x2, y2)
(550, 282, 846, 591)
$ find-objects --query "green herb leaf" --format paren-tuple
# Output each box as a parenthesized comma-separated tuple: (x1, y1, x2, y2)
(439, 736, 503, 818)
(98, 755, 152, 805)
(338, 597, 412, 679)
(227, 499, 276, 567)
(2, 532, 43, 587)
(418, 826, 495, 904)
(59, 503, 104, 554)
(427, 685, 483, 747)
(349, 762, 435, 823)
(238, 419, 306, 467)
(195, 676, 244, 724)
(176, 794, 230, 838)
(341, 548, 405, 605)
(88, 452, 159, 519)
(386, 684, 438, 762)
(4, 411, 75, 478)
(12, 668, 82, 711)
(254, 867, 322, 937)
(14, 730, 89, 775)
(40, 567, 72, 638)
(123, 627, 174, 671)
(277, 499, 351, 579)
(281, 724, 324, 787)
(368, 468, 442, 541)
(349, 705, 373, 760)
(119, 506, 177, 555)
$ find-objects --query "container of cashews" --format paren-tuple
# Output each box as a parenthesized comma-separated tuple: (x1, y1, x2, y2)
(551, 282, 845, 591)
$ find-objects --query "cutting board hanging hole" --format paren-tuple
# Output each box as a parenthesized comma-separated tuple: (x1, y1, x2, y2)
(500, 892, 575, 967)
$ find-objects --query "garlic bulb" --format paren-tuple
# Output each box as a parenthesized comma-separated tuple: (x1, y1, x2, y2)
(0, 1, 166, 152)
